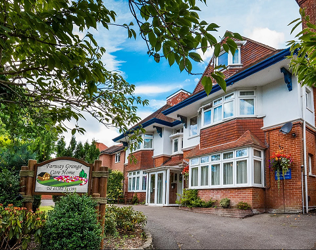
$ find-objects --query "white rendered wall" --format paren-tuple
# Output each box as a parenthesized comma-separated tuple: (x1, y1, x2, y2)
(182, 115, 200, 150)
(162, 128, 173, 156)
(262, 76, 301, 128)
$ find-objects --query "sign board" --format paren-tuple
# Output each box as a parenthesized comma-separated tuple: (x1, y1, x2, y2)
(275, 168, 291, 180)
(33, 157, 92, 195)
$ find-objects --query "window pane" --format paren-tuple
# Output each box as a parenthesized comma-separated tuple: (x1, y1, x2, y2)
(214, 105, 222, 122)
(214, 98, 222, 106)
(201, 156, 209, 163)
(144, 134, 153, 138)
(191, 168, 198, 187)
(223, 152, 233, 159)
(128, 178, 132, 191)
(128, 172, 132, 176)
(137, 171, 140, 175)
(142, 176, 147, 190)
(144, 139, 152, 148)
(191, 158, 199, 165)
(132, 177, 136, 190)
(232, 49, 240, 64)
(201, 166, 209, 186)
(237, 160, 247, 184)
(236, 149, 248, 157)
(254, 160, 261, 184)
(254, 150, 261, 157)
(137, 142, 141, 150)
(136, 177, 140, 190)
(223, 162, 233, 185)
(225, 93, 234, 100)
(190, 117, 198, 136)
(211, 164, 220, 185)
(240, 91, 254, 96)
(174, 139, 178, 152)
(211, 154, 220, 161)
(224, 101, 234, 118)
(240, 99, 254, 115)
(218, 52, 228, 66)
(204, 109, 212, 126)
(150, 174, 155, 203)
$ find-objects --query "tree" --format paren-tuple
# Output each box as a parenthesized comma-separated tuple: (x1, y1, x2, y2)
(0, 0, 239, 143)
(288, 9, 316, 87)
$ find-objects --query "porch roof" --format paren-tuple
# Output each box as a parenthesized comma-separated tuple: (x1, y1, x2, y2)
(144, 165, 183, 173)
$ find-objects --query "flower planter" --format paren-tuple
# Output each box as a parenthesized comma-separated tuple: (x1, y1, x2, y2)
(179, 206, 253, 218)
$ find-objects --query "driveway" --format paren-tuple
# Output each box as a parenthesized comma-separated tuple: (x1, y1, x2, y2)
(132, 205, 316, 249)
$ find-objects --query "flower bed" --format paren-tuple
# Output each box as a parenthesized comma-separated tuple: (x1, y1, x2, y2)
(179, 206, 253, 218)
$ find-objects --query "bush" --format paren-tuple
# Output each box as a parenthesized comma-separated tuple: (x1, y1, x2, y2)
(41, 193, 102, 250)
(107, 170, 124, 200)
(104, 209, 118, 236)
(132, 193, 139, 204)
(220, 198, 230, 208)
(0, 204, 46, 250)
(105, 205, 146, 233)
(52, 195, 62, 203)
(0, 168, 23, 207)
(32, 195, 42, 211)
(236, 201, 251, 210)
(176, 189, 216, 208)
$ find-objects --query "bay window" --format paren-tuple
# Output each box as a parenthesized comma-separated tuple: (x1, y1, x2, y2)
(128, 171, 147, 192)
(135, 134, 153, 151)
(202, 90, 256, 127)
(189, 147, 264, 189)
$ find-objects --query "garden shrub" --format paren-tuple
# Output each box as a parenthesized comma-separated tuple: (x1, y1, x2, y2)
(104, 209, 118, 236)
(0, 168, 23, 207)
(220, 198, 230, 208)
(52, 195, 62, 203)
(236, 201, 251, 210)
(0, 204, 46, 250)
(177, 189, 216, 208)
(132, 193, 139, 204)
(107, 170, 124, 201)
(32, 195, 42, 211)
(41, 193, 102, 250)
(105, 205, 146, 233)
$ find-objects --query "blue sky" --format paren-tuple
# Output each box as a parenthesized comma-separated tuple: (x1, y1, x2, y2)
(64, 0, 301, 146)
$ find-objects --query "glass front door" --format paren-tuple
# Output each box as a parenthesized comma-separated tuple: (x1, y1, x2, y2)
(148, 171, 165, 205)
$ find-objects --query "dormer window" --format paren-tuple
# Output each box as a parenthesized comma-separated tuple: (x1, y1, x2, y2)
(216, 48, 241, 69)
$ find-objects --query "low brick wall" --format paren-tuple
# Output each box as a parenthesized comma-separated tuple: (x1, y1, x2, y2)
(179, 206, 254, 218)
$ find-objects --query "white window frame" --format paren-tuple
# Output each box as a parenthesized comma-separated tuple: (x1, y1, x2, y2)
(128, 171, 147, 192)
(216, 48, 242, 68)
(115, 152, 120, 163)
(309, 154, 313, 176)
(134, 134, 154, 151)
(189, 147, 264, 189)
(172, 137, 183, 154)
(305, 87, 313, 111)
(189, 116, 199, 137)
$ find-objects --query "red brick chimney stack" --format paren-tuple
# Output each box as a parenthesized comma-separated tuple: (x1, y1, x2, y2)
(296, 0, 316, 28)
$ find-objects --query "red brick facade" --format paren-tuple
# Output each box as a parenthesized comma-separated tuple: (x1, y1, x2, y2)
(296, 0, 316, 28)
(166, 90, 190, 106)
(153, 155, 171, 167)
(99, 151, 125, 172)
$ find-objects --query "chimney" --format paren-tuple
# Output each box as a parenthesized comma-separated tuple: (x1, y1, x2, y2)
(166, 89, 191, 107)
(296, 0, 316, 28)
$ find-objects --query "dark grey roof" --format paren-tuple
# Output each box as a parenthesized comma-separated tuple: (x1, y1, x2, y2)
(100, 144, 124, 155)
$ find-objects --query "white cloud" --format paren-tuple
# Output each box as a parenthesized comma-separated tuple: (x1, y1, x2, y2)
(137, 111, 153, 120)
(197, 47, 214, 63)
(148, 99, 166, 110)
(194, 78, 200, 83)
(134, 84, 183, 95)
(245, 28, 285, 49)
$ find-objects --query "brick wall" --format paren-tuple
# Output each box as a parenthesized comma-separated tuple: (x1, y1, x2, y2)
(306, 127, 316, 207)
(167, 91, 190, 106)
(198, 188, 265, 212)
(98, 151, 125, 172)
(200, 118, 264, 149)
(264, 123, 303, 212)
(296, 0, 316, 28)
(99, 154, 112, 168)
(153, 155, 171, 167)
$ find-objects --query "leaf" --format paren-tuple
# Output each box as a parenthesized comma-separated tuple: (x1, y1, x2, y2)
(186, 59, 192, 73)
(179, 59, 185, 72)
(168, 52, 175, 66)
(148, 32, 157, 47)
(188, 52, 202, 62)
(214, 43, 221, 57)
(201, 76, 213, 95)
(206, 23, 220, 31)
(211, 72, 226, 92)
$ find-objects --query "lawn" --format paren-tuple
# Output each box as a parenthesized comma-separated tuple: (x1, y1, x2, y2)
(39, 206, 54, 212)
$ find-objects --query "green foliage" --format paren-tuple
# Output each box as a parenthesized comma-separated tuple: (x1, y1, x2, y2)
(176, 189, 216, 208)
(104, 210, 118, 236)
(52, 195, 62, 203)
(41, 193, 102, 250)
(0, 204, 46, 250)
(105, 205, 147, 233)
(0, 168, 23, 207)
(288, 8, 316, 88)
(236, 201, 251, 210)
(32, 195, 42, 212)
(220, 198, 230, 208)
(132, 193, 139, 204)
(107, 170, 124, 200)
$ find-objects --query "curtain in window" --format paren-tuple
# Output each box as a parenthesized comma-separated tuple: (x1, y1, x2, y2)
(214, 106, 222, 122)
(211, 164, 220, 185)
(232, 49, 239, 64)
(136, 176, 140, 190)
(223, 162, 233, 185)
(132, 177, 136, 190)
(142, 176, 147, 190)
(223, 152, 233, 159)
(144, 139, 152, 148)
(128, 178, 132, 191)
(254, 160, 261, 184)
(237, 160, 247, 184)
(240, 99, 254, 115)
(201, 166, 209, 186)
(224, 101, 234, 118)
(191, 168, 198, 186)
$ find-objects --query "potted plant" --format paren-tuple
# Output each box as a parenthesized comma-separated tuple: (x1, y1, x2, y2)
(270, 150, 292, 189)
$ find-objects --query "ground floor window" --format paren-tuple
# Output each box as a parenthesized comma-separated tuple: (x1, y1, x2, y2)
(189, 147, 264, 188)
(128, 171, 147, 192)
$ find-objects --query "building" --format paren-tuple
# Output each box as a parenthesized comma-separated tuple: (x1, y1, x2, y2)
(99, 144, 125, 173)
(112, 0, 316, 213)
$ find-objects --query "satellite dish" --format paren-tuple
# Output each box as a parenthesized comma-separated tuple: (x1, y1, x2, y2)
(280, 122, 293, 134)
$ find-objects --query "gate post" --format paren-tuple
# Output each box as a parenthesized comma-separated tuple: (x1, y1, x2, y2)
(25, 159, 36, 211)
(99, 166, 108, 250)
(20, 166, 28, 195)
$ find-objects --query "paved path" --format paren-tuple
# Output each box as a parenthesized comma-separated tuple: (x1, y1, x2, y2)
(131, 205, 316, 249)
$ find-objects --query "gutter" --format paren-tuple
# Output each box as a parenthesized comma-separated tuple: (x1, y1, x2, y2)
(163, 47, 291, 116)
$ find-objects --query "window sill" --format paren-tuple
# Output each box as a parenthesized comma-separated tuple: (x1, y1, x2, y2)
(201, 115, 257, 130)
(189, 185, 264, 189)
(127, 190, 146, 193)
(309, 174, 316, 178)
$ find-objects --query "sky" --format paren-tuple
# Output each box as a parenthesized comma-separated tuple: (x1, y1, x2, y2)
(63, 0, 301, 147)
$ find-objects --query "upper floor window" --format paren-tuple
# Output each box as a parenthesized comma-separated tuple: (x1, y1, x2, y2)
(202, 90, 255, 127)
(189, 117, 198, 136)
(216, 48, 241, 69)
(115, 152, 120, 163)
(144, 134, 153, 148)
(306, 87, 313, 110)
(172, 137, 183, 154)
